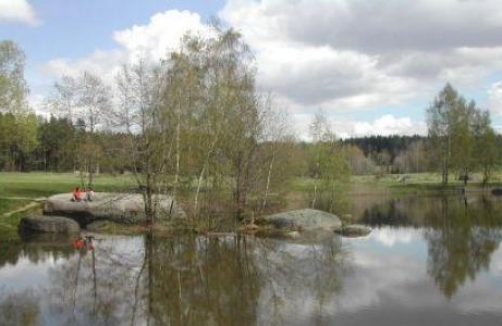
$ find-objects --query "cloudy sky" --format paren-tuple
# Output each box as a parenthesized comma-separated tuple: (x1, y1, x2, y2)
(2, 0, 502, 139)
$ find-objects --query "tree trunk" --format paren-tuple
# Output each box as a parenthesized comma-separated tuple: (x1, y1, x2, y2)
(261, 154, 275, 212)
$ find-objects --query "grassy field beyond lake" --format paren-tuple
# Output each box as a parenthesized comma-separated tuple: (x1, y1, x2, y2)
(1, 171, 501, 240)
(0, 172, 136, 199)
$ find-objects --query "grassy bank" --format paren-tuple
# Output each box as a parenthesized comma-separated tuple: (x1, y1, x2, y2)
(351, 172, 502, 195)
(0, 172, 136, 198)
(2, 171, 501, 240)
(0, 172, 136, 240)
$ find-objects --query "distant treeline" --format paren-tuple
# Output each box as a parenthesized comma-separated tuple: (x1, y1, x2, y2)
(343, 135, 424, 162)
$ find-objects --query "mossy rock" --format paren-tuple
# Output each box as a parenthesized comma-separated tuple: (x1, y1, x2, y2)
(43, 192, 186, 226)
(19, 215, 80, 234)
(259, 209, 342, 232)
(335, 224, 371, 237)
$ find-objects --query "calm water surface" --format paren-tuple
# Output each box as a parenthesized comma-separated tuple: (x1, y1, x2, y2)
(1, 195, 502, 325)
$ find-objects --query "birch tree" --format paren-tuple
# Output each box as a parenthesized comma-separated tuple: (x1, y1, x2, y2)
(427, 83, 495, 186)
(427, 84, 464, 186)
(115, 60, 171, 224)
(49, 72, 111, 186)
(0, 40, 28, 113)
(308, 110, 350, 212)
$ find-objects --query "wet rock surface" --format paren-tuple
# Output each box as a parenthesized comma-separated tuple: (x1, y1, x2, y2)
(335, 224, 372, 237)
(260, 209, 342, 232)
(19, 215, 80, 234)
(43, 192, 186, 225)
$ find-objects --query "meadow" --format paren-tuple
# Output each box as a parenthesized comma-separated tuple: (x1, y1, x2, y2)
(1, 171, 500, 240)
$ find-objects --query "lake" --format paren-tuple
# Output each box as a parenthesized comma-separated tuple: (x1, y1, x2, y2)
(1, 194, 502, 325)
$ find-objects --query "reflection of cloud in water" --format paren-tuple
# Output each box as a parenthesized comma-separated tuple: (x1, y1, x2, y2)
(0, 255, 66, 290)
(452, 273, 502, 312)
(339, 248, 427, 309)
(368, 227, 424, 247)
(256, 228, 502, 324)
(1, 228, 502, 324)
(490, 248, 502, 275)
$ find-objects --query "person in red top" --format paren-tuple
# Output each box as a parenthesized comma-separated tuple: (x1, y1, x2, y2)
(72, 187, 83, 201)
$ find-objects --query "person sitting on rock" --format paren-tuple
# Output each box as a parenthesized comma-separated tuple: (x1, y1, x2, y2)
(85, 187, 95, 201)
(72, 187, 84, 201)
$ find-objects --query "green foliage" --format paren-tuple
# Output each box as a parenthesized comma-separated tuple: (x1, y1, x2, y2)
(37, 116, 76, 171)
(307, 111, 351, 213)
(48, 72, 111, 186)
(0, 112, 38, 171)
(0, 40, 28, 113)
(426, 83, 497, 185)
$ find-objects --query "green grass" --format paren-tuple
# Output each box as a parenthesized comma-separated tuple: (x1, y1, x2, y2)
(0, 212, 25, 240)
(0, 172, 136, 198)
(292, 172, 502, 197)
(1, 170, 500, 239)
(0, 199, 32, 215)
(0, 172, 138, 240)
(0, 199, 37, 240)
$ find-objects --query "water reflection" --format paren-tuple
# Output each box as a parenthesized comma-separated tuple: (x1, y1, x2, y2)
(0, 234, 347, 325)
(1, 195, 502, 325)
(0, 289, 40, 326)
(145, 235, 261, 325)
(424, 196, 502, 299)
(254, 237, 346, 325)
(358, 194, 502, 299)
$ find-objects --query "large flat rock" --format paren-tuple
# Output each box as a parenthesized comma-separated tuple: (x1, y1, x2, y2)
(261, 209, 342, 232)
(19, 215, 80, 234)
(43, 192, 186, 225)
(335, 224, 372, 237)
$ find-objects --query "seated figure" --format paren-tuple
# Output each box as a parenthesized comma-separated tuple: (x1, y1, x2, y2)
(85, 187, 95, 201)
(72, 187, 84, 201)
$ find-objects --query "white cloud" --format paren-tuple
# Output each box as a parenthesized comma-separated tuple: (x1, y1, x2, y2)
(113, 10, 211, 62)
(221, 0, 502, 126)
(222, 0, 502, 52)
(37, 1, 502, 136)
(370, 227, 424, 247)
(291, 113, 426, 140)
(488, 81, 502, 117)
(0, 0, 39, 25)
(40, 10, 211, 89)
(352, 115, 427, 137)
(41, 49, 125, 85)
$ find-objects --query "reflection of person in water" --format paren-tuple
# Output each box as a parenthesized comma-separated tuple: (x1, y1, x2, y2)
(73, 236, 95, 255)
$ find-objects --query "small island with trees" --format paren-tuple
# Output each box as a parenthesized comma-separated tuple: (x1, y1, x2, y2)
(1, 28, 501, 237)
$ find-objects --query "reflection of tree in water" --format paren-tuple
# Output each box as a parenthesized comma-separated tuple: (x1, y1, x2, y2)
(424, 195, 502, 299)
(0, 289, 40, 326)
(1, 233, 348, 325)
(359, 198, 424, 227)
(253, 237, 348, 325)
(0, 234, 74, 269)
(145, 234, 261, 326)
(0, 235, 75, 325)
(45, 236, 144, 325)
(0, 240, 23, 268)
(40, 234, 263, 325)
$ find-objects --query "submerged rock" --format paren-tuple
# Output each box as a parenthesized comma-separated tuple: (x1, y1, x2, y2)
(260, 209, 342, 232)
(43, 192, 186, 226)
(19, 215, 80, 234)
(492, 188, 502, 196)
(335, 224, 371, 237)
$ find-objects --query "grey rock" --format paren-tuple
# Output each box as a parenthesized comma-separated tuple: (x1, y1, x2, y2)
(43, 192, 186, 225)
(335, 224, 371, 237)
(19, 215, 80, 234)
(261, 209, 342, 232)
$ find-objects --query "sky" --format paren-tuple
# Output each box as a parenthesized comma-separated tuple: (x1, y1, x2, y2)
(2, 0, 502, 139)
